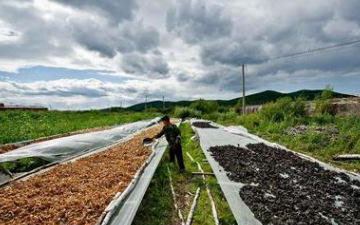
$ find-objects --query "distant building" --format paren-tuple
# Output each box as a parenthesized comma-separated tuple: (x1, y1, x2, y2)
(0, 104, 48, 111)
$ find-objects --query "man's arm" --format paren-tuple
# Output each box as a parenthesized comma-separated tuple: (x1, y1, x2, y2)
(153, 127, 165, 139)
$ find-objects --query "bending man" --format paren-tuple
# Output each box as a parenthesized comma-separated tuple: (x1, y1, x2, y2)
(150, 115, 185, 173)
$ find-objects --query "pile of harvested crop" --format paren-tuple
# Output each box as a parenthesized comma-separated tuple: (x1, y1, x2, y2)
(209, 143, 360, 225)
(192, 122, 218, 129)
(0, 144, 20, 154)
(0, 125, 161, 225)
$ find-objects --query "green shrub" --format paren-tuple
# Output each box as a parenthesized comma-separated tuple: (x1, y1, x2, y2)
(354, 140, 360, 153)
(218, 106, 230, 113)
(145, 107, 160, 113)
(315, 87, 336, 115)
(260, 97, 306, 123)
(239, 113, 261, 130)
(190, 100, 219, 114)
(173, 107, 201, 119)
(310, 113, 335, 125)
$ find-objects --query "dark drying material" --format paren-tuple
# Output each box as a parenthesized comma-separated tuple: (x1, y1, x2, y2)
(209, 143, 360, 225)
(192, 122, 218, 129)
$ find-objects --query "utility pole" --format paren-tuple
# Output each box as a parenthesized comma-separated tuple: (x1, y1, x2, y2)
(145, 95, 147, 110)
(242, 64, 246, 115)
(162, 96, 165, 110)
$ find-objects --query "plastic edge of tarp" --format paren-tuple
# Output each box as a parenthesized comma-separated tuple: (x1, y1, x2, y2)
(103, 123, 181, 225)
(96, 142, 159, 225)
(190, 122, 262, 225)
(0, 117, 160, 163)
(0, 120, 160, 188)
(0, 118, 160, 154)
(103, 137, 168, 225)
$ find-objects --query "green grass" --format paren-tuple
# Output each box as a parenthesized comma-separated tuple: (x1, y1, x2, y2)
(133, 122, 236, 225)
(0, 110, 159, 145)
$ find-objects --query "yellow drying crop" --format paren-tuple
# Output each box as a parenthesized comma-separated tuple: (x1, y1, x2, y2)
(0, 125, 162, 225)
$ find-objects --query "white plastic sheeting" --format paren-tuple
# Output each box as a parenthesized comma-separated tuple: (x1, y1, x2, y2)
(191, 119, 360, 225)
(0, 117, 160, 163)
(106, 137, 168, 225)
(190, 119, 261, 225)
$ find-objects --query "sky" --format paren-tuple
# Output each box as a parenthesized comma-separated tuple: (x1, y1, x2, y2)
(0, 0, 360, 109)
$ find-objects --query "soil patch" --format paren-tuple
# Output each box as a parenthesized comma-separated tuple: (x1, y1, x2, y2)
(0, 126, 161, 225)
(192, 122, 218, 129)
(209, 143, 360, 225)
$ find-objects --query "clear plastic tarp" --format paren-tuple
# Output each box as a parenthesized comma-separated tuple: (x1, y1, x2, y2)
(0, 117, 160, 163)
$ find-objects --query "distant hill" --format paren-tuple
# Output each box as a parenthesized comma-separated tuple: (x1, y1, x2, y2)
(125, 90, 354, 111)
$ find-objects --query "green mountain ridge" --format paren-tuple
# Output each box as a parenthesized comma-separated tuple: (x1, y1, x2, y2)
(125, 89, 354, 111)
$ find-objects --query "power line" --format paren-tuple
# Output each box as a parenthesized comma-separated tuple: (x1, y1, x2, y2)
(269, 39, 360, 62)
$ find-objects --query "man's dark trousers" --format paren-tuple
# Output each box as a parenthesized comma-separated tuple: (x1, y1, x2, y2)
(170, 142, 185, 170)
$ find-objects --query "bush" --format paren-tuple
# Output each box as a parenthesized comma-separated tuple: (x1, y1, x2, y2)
(315, 87, 336, 115)
(190, 100, 219, 114)
(311, 113, 335, 125)
(173, 107, 201, 119)
(218, 106, 230, 113)
(144, 107, 160, 113)
(260, 97, 306, 123)
(234, 103, 243, 114)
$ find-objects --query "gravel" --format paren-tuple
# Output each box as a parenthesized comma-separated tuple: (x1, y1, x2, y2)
(209, 143, 360, 225)
(192, 122, 218, 129)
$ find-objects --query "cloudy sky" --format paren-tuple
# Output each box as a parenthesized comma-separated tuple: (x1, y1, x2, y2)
(0, 0, 360, 109)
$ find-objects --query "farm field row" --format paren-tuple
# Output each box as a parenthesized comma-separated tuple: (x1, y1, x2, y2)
(0, 125, 161, 225)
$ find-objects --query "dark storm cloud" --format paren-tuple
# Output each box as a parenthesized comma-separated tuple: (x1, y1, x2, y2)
(175, 72, 191, 82)
(200, 39, 269, 66)
(166, 0, 232, 44)
(0, 2, 72, 59)
(193, 65, 244, 92)
(70, 19, 160, 58)
(0, 1, 160, 61)
(338, 0, 360, 22)
(166, 0, 360, 79)
(121, 53, 170, 79)
(51, 0, 138, 24)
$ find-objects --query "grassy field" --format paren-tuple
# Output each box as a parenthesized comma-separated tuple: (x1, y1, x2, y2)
(133, 122, 236, 225)
(0, 110, 159, 145)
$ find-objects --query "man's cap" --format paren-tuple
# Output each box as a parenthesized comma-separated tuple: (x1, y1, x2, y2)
(159, 115, 170, 122)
